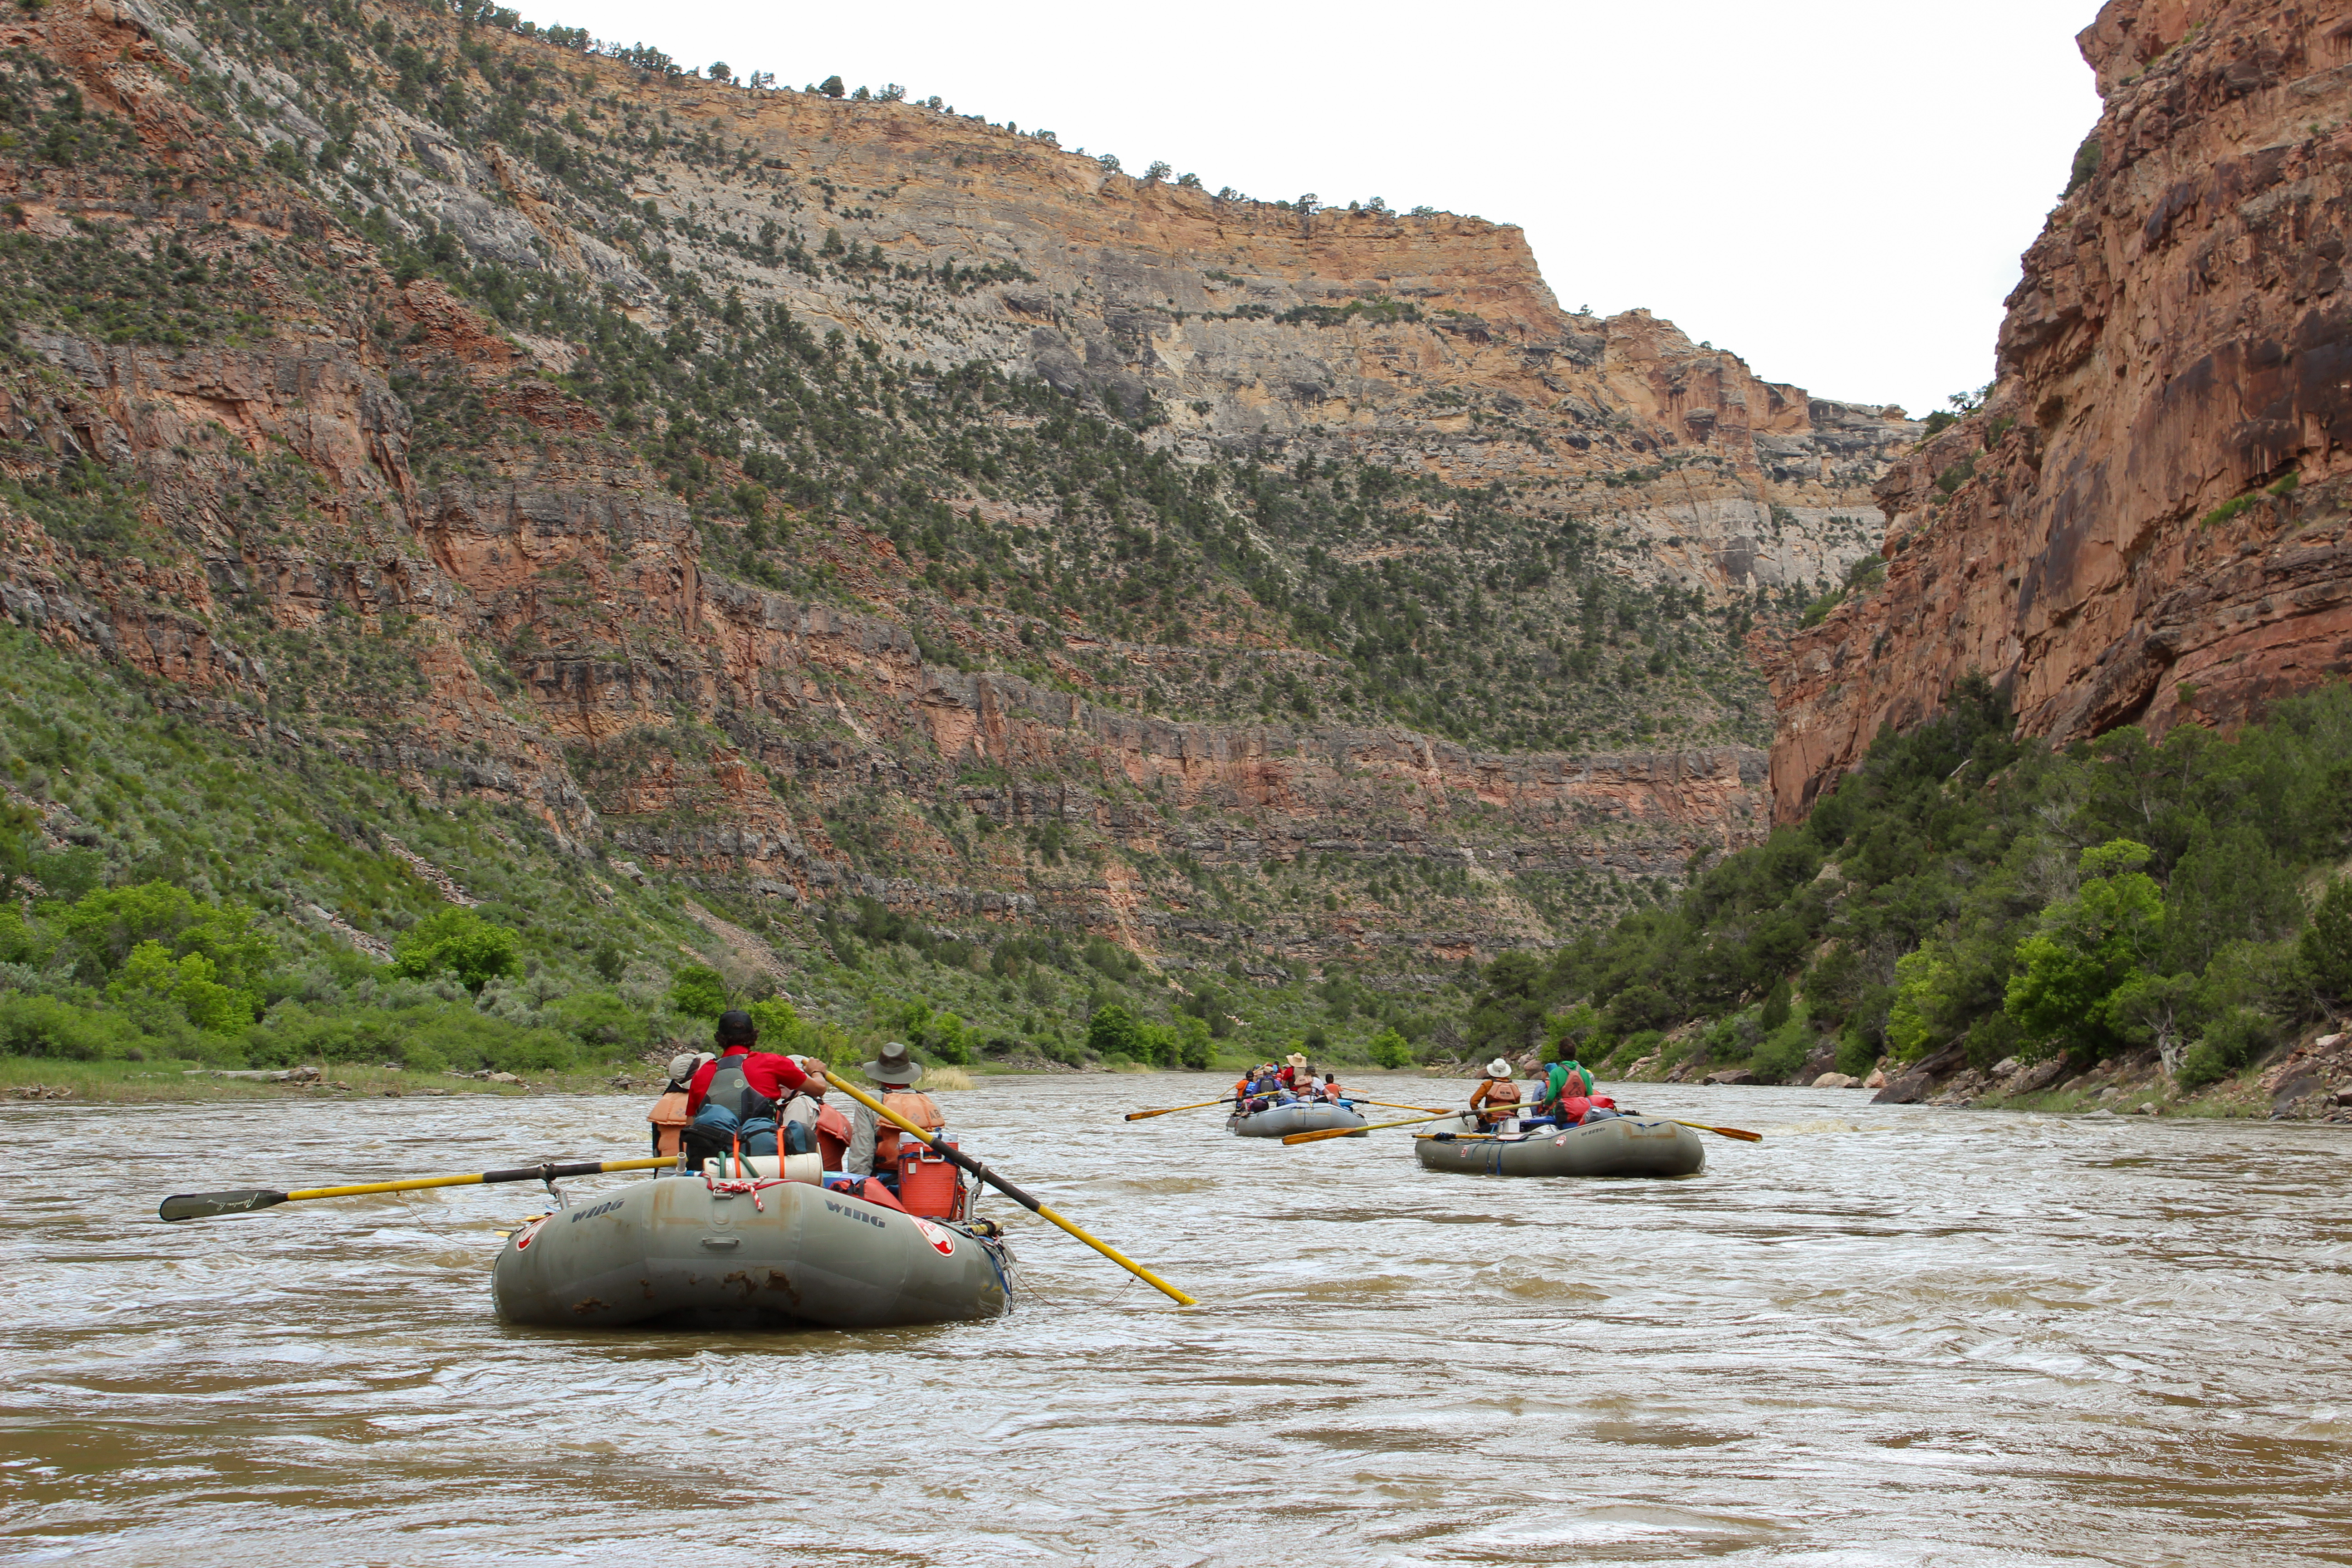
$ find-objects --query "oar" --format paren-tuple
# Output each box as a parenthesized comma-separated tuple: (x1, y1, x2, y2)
(818, 1069, 1197, 1306)
(1284, 1107, 1473, 1145)
(1669, 1119, 1762, 1142)
(1353, 1099, 1455, 1115)
(158, 1156, 676, 1222)
(1123, 1097, 1238, 1122)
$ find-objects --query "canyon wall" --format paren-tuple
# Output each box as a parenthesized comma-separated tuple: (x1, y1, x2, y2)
(1772, 0, 2352, 818)
(0, 0, 1907, 971)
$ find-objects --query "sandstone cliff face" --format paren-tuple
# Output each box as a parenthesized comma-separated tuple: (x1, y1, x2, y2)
(0, 0, 1876, 970)
(1772, 0, 2352, 818)
(345, 28, 1913, 600)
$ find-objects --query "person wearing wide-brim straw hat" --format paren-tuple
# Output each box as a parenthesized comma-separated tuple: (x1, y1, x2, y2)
(843, 1041, 948, 1181)
(1279, 1051, 1312, 1095)
(1469, 1055, 1524, 1127)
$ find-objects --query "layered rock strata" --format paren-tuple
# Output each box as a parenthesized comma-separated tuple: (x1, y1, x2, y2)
(1773, 0, 2352, 818)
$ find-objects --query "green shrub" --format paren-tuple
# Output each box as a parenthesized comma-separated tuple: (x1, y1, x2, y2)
(1749, 1017, 1813, 1083)
(1367, 1026, 1412, 1069)
(2064, 134, 2102, 197)
(488, 1030, 579, 1074)
(1833, 1027, 1877, 1078)
(2177, 1006, 2275, 1089)
(392, 908, 521, 992)
(544, 989, 649, 1054)
(0, 992, 152, 1060)
(926, 1010, 975, 1065)
(1087, 1002, 1138, 1059)
(1175, 1014, 1211, 1070)
(665, 963, 728, 1018)
(2301, 876, 2352, 1000)
(1606, 1029, 1663, 1070)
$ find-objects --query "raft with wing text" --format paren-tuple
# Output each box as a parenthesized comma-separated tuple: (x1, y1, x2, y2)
(491, 1155, 1016, 1328)
(1413, 1115, 1706, 1178)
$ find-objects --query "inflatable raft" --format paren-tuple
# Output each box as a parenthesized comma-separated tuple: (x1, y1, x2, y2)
(1228, 1100, 1368, 1138)
(1414, 1115, 1705, 1178)
(492, 1161, 1016, 1329)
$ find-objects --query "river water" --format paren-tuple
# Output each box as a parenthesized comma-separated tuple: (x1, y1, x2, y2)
(1, 1075, 2347, 1565)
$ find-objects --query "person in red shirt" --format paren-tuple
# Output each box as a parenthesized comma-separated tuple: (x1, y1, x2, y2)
(685, 1010, 823, 1156)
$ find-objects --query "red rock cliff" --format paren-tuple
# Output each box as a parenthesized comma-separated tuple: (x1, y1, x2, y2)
(1771, 0, 2352, 818)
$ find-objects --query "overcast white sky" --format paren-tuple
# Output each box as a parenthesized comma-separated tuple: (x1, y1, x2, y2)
(530, 0, 2107, 416)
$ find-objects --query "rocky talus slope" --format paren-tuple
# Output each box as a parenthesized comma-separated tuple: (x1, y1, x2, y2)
(0, 0, 1908, 980)
(1772, 0, 2352, 818)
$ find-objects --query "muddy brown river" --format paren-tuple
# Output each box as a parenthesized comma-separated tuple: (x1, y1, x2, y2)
(2, 1075, 2347, 1565)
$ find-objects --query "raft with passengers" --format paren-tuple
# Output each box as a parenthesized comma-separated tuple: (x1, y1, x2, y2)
(1125, 1048, 1745, 1177)
(494, 1037, 1013, 1328)
(160, 1015, 1199, 1322)
(1225, 1053, 1368, 1138)
(1410, 1056, 1707, 1177)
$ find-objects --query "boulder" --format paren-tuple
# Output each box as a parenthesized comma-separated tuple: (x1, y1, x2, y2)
(2334, 1086, 2352, 1108)
(1862, 1068, 1888, 1089)
(1872, 1071, 1933, 1105)
(2004, 1058, 2067, 1095)
(2270, 1071, 2319, 1112)
(487, 1071, 527, 1086)
(1703, 1068, 1759, 1087)
(1989, 1056, 2021, 1077)
(1812, 1071, 1857, 1089)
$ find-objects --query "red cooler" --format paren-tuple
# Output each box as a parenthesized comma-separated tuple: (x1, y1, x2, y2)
(897, 1137, 966, 1219)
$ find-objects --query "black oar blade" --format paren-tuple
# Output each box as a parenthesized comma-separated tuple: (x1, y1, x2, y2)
(159, 1189, 289, 1222)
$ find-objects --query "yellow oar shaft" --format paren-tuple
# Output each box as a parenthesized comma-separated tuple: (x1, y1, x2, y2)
(286, 1157, 673, 1203)
(1356, 1100, 1453, 1115)
(1123, 1099, 1234, 1121)
(1285, 1107, 1468, 1144)
(819, 1070, 1196, 1306)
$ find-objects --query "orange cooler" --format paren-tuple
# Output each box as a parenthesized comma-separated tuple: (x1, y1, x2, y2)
(897, 1137, 965, 1219)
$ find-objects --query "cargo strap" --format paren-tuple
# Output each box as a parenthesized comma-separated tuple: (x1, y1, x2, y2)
(704, 1169, 791, 1212)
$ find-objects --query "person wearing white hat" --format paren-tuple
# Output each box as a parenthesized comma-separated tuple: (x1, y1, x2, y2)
(647, 1051, 714, 1156)
(1469, 1057, 1523, 1128)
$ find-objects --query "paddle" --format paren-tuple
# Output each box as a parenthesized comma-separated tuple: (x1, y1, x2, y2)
(1353, 1099, 1455, 1115)
(818, 1069, 1197, 1307)
(1123, 1097, 1238, 1121)
(1284, 1107, 1472, 1145)
(158, 1156, 676, 1222)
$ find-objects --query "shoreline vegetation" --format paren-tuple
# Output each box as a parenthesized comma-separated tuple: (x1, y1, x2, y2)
(3, 617, 2343, 1123)
(1457, 677, 2352, 1125)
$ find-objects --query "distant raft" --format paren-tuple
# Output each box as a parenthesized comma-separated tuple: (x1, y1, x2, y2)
(1414, 1115, 1705, 1178)
(492, 1164, 1015, 1329)
(1227, 1100, 1369, 1139)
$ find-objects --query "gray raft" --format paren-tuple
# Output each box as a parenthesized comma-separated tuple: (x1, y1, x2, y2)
(492, 1170, 1015, 1329)
(1414, 1115, 1705, 1178)
(1227, 1101, 1369, 1139)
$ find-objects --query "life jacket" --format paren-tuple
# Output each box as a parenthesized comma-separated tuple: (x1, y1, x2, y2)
(648, 1088, 693, 1155)
(703, 1055, 779, 1122)
(1473, 1077, 1520, 1123)
(814, 1102, 853, 1170)
(872, 1089, 945, 1166)
(1547, 1061, 1594, 1102)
